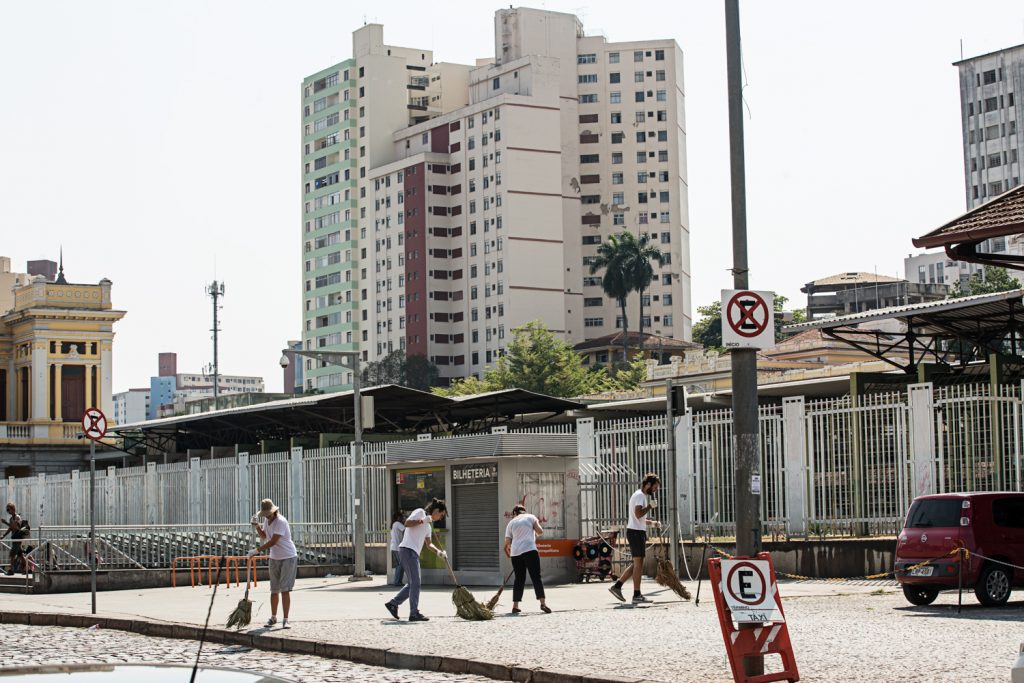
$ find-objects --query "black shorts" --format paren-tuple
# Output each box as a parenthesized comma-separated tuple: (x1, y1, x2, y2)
(626, 529, 647, 558)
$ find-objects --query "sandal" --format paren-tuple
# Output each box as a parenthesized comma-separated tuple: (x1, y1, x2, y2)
(511, 607, 521, 614)
(540, 604, 551, 614)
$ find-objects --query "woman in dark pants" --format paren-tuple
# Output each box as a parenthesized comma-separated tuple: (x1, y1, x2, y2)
(503, 504, 551, 614)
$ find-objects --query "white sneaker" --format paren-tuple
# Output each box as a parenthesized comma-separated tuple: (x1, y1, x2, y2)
(281, 619, 290, 629)
(264, 616, 277, 628)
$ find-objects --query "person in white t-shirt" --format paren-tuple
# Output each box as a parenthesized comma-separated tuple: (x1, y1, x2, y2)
(385, 498, 447, 622)
(503, 504, 551, 615)
(249, 498, 298, 628)
(608, 473, 661, 604)
(389, 511, 406, 586)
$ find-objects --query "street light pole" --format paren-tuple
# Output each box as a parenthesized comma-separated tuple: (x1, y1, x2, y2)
(284, 349, 369, 580)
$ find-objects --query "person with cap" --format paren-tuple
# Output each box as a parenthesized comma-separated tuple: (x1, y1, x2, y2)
(608, 473, 662, 604)
(249, 498, 297, 628)
(385, 498, 447, 622)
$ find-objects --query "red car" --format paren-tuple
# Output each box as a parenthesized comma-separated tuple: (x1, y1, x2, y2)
(895, 492, 1024, 606)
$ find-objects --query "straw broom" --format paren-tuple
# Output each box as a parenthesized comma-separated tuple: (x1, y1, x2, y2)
(440, 549, 493, 620)
(485, 569, 515, 611)
(225, 557, 254, 629)
(653, 524, 692, 600)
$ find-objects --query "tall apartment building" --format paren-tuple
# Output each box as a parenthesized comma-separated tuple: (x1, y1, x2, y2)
(300, 8, 690, 391)
(907, 43, 1024, 284)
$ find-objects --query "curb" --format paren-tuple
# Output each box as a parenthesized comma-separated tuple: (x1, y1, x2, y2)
(0, 611, 660, 683)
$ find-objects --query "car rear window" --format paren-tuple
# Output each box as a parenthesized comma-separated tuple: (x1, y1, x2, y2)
(906, 499, 962, 528)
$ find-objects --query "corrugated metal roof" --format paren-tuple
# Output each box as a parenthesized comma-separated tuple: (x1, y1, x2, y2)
(783, 288, 1024, 332)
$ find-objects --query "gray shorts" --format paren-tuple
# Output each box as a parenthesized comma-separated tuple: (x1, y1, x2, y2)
(269, 557, 297, 593)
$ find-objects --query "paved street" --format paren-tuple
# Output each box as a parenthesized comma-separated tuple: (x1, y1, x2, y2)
(1, 623, 493, 683)
(1, 575, 1021, 682)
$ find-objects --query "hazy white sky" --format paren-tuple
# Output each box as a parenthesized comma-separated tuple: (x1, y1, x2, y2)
(2, 1, 1023, 394)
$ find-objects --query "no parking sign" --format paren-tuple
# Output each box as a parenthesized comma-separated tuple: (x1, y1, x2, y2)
(721, 289, 775, 350)
(720, 558, 782, 623)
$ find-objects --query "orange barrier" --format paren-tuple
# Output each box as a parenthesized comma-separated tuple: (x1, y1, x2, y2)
(171, 555, 268, 588)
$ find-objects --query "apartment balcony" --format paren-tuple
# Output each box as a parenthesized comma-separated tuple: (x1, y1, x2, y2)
(408, 96, 429, 111)
(0, 421, 87, 446)
(408, 76, 430, 90)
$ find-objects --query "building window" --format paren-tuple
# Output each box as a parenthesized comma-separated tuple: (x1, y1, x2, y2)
(613, 213, 624, 225)
(493, 77, 500, 89)
(609, 72, 621, 83)
(580, 94, 598, 103)
(580, 154, 600, 163)
(578, 53, 597, 64)
(611, 132, 624, 144)
(635, 71, 645, 83)
(610, 91, 621, 104)
(656, 70, 666, 81)
(655, 49, 665, 61)
(609, 52, 620, 63)
(578, 74, 598, 84)
(656, 90, 667, 101)
(635, 91, 645, 102)
(634, 50, 643, 62)
(611, 112, 622, 124)
(584, 317, 604, 327)
(612, 172, 623, 184)
(584, 297, 603, 307)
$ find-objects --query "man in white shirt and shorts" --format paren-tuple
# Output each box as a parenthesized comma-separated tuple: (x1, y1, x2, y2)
(609, 473, 661, 604)
(250, 498, 298, 628)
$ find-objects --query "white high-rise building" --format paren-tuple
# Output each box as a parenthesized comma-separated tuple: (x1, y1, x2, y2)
(300, 8, 691, 390)
(906, 43, 1024, 285)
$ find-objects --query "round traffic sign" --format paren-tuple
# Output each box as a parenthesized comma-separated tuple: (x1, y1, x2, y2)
(725, 560, 767, 606)
(82, 407, 107, 441)
(725, 290, 770, 339)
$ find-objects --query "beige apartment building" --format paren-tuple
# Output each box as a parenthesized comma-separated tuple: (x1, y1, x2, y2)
(301, 7, 691, 388)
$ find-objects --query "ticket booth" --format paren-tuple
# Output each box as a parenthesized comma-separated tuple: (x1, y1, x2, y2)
(385, 431, 580, 586)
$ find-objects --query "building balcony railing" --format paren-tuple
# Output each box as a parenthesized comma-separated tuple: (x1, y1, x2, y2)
(0, 421, 89, 445)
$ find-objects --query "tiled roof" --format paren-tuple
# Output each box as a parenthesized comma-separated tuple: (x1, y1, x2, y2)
(913, 184, 1024, 249)
(806, 272, 901, 287)
(573, 331, 700, 352)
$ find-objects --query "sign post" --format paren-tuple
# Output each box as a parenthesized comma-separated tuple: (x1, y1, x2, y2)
(81, 407, 107, 615)
(708, 552, 799, 683)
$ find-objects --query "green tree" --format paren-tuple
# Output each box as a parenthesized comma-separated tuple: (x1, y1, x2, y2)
(692, 300, 723, 350)
(952, 266, 1021, 297)
(435, 321, 614, 398)
(362, 350, 440, 391)
(589, 233, 633, 363)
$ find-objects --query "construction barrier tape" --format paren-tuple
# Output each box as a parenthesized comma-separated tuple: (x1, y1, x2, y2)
(706, 545, 965, 582)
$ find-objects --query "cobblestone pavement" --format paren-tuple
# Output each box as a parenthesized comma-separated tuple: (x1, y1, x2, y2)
(3, 577, 1022, 682)
(1, 624, 493, 683)
(283, 581, 1024, 682)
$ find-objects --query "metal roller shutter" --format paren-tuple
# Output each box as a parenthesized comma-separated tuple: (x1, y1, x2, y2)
(453, 483, 499, 571)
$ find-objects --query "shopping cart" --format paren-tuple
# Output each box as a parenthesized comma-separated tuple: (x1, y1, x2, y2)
(574, 530, 617, 582)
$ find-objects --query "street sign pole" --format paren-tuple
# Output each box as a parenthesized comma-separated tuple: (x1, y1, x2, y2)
(81, 407, 107, 616)
(89, 438, 96, 615)
(725, 0, 763, 677)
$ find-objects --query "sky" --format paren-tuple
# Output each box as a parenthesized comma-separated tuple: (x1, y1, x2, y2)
(2, 1, 1023, 394)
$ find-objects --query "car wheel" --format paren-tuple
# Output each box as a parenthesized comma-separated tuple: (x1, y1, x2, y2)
(902, 585, 939, 606)
(975, 565, 1012, 606)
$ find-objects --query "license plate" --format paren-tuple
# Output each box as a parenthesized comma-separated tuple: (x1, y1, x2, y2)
(909, 566, 933, 577)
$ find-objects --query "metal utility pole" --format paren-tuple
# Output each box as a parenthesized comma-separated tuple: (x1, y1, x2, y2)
(725, 0, 763, 675)
(89, 438, 96, 614)
(665, 380, 680, 573)
(207, 281, 225, 410)
(284, 349, 369, 581)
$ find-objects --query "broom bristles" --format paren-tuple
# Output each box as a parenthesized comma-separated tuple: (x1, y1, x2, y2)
(225, 597, 253, 629)
(452, 585, 494, 620)
(656, 559, 692, 600)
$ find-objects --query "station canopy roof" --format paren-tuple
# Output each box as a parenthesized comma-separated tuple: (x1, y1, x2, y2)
(110, 385, 583, 451)
(782, 288, 1024, 374)
(912, 184, 1024, 269)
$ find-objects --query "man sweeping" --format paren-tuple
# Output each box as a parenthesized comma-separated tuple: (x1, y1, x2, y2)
(249, 498, 297, 628)
(609, 473, 661, 604)
(385, 498, 447, 622)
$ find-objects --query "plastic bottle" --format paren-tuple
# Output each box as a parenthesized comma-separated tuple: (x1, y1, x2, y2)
(87, 624, 100, 631)
(1012, 642, 1024, 683)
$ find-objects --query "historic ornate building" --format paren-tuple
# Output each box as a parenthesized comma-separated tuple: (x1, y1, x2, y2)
(0, 262, 125, 476)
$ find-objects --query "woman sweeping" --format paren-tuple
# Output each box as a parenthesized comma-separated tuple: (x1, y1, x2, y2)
(503, 504, 551, 615)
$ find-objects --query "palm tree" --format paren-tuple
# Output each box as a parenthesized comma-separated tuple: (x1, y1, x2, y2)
(589, 233, 633, 364)
(622, 232, 666, 357)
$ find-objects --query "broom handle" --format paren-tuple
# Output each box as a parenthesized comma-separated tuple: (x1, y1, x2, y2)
(433, 531, 459, 585)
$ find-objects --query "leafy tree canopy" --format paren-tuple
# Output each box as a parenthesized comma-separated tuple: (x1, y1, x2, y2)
(951, 266, 1022, 298)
